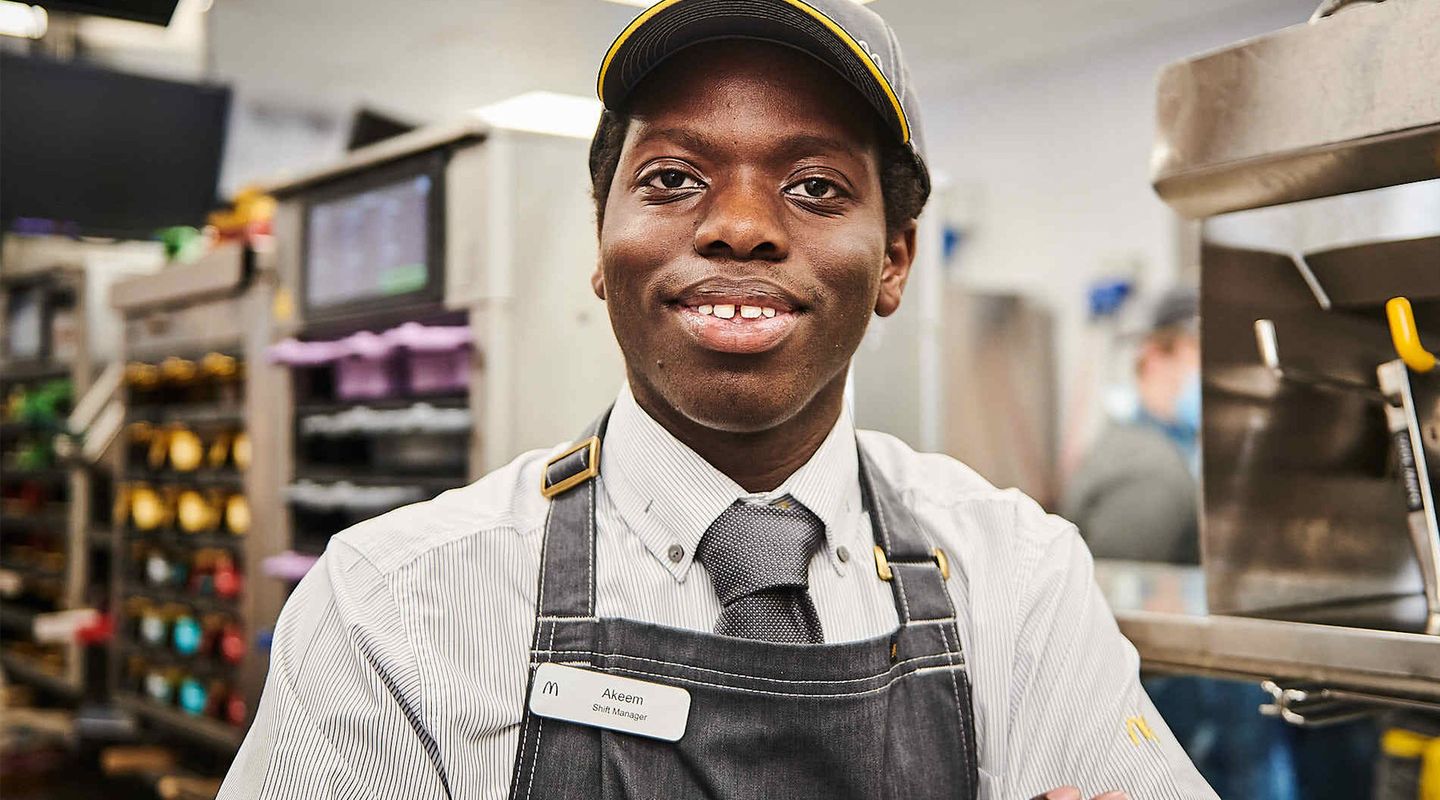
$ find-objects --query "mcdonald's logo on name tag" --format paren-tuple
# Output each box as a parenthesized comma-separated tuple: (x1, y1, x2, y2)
(529, 663, 691, 742)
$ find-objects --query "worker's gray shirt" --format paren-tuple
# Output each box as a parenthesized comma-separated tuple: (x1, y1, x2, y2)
(219, 387, 1216, 800)
(1062, 421, 1199, 565)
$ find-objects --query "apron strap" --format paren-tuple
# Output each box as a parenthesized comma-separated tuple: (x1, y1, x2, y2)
(534, 408, 611, 620)
(859, 446, 958, 624)
(531, 410, 956, 626)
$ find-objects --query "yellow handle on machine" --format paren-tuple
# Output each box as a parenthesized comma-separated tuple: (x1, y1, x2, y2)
(1387, 297, 1438, 373)
(1381, 727, 1440, 800)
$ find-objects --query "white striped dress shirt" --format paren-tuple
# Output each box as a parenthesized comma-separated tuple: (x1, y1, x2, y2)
(219, 386, 1217, 800)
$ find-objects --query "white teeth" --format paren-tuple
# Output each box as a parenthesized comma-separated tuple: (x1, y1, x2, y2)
(695, 303, 780, 320)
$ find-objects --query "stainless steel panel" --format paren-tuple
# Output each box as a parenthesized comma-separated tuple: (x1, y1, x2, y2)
(1305, 237, 1440, 309)
(1151, 0, 1440, 218)
(1199, 240, 1426, 614)
(1097, 560, 1440, 700)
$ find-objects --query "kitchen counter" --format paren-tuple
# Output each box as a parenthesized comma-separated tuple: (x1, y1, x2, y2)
(1095, 560, 1440, 706)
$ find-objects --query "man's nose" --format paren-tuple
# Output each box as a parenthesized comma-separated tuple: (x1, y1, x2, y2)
(693, 176, 790, 262)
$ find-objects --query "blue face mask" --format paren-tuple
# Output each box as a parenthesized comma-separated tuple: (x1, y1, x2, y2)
(1173, 369, 1201, 434)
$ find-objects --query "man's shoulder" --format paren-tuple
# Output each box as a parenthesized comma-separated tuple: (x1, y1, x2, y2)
(856, 429, 1000, 500)
(1092, 421, 1184, 467)
(330, 443, 563, 575)
(856, 429, 1073, 550)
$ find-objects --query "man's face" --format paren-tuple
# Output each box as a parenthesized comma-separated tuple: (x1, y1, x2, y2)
(595, 41, 915, 434)
(1139, 330, 1200, 422)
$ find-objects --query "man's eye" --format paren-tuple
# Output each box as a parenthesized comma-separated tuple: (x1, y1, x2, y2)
(647, 169, 701, 190)
(786, 178, 840, 200)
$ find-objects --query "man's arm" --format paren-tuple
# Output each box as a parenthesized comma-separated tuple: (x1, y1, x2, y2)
(218, 542, 447, 799)
(1006, 523, 1217, 800)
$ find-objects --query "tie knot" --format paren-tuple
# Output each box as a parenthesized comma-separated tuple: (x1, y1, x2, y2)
(696, 497, 825, 606)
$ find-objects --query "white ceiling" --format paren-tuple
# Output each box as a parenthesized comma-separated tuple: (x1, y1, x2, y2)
(207, 0, 1319, 124)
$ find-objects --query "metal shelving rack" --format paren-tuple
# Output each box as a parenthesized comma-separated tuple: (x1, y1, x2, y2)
(1, 267, 99, 699)
(106, 241, 283, 752)
(0, 237, 161, 699)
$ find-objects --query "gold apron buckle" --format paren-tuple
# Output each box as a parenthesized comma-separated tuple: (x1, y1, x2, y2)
(874, 545, 950, 581)
(539, 436, 601, 499)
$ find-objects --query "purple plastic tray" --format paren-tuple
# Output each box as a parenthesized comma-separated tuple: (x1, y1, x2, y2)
(267, 323, 472, 397)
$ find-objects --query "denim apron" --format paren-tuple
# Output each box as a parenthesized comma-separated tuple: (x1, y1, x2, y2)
(508, 412, 979, 799)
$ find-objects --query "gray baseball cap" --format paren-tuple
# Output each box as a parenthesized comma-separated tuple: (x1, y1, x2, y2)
(596, 0, 930, 194)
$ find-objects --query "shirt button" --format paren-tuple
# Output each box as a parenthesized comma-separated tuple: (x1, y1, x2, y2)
(667, 544, 685, 563)
(837, 546, 850, 563)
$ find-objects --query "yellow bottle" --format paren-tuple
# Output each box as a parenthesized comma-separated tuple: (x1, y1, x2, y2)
(167, 426, 204, 472)
(224, 493, 250, 536)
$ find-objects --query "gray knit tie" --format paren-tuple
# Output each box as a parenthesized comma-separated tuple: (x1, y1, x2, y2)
(696, 496, 825, 644)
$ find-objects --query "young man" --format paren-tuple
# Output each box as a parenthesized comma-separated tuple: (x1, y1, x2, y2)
(221, 2, 1217, 798)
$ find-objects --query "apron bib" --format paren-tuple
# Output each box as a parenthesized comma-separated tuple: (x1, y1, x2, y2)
(507, 412, 979, 799)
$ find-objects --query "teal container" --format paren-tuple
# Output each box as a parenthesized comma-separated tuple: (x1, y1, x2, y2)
(173, 615, 202, 656)
(178, 677, 207, 716)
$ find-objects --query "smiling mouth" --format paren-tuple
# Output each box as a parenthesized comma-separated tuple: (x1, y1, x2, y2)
(669, 289, 803, 355)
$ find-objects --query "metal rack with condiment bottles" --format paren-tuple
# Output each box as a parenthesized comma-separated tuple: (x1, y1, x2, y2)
(107, 240, 283, 753)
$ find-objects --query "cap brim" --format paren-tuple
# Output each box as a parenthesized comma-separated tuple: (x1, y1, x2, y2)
(599, 0, 911, 146)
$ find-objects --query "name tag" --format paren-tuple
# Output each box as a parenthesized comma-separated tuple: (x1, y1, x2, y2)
(528, 663, 691, 742)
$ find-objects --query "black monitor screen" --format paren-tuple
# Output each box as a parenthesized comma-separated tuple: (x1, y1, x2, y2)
(40, 1, 180, 26)
(0, 53, 230, 238)
(303, 160, 442, 315)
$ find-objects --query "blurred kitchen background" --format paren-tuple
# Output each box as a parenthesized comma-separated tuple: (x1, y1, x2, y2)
(3, 1, 1439, 798)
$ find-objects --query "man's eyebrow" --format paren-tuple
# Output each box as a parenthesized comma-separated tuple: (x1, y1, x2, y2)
(769, 133, 858, 159)
(636, 128, 861, 161)
(637, 127, 716, 154)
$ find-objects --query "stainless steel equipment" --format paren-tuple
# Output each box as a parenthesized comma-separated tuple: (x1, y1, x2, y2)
(1197, 233, 1438, 616)
(1151, 0, 1440, 219)
(1128, 0, 1440, 707)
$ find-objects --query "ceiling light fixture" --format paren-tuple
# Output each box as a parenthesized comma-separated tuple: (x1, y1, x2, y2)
(470, 91, 604, 140)
(0, 1, 46, 39)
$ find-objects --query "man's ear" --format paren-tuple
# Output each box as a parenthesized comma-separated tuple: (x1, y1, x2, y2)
(875, 221, 917, 317)
(591, 262, 606, 301)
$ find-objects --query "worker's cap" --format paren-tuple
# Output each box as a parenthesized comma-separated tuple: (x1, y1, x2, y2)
(597, 0, 930, 194)
(1150, 288, 1199, 333)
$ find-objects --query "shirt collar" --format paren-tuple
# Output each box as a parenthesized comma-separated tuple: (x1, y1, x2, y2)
(601, 385, 861, 582)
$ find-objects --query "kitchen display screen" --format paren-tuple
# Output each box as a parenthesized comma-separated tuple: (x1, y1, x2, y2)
(305, 173, 433, 311)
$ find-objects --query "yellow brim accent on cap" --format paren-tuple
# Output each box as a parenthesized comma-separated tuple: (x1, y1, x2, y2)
(596, 0, 911, 144)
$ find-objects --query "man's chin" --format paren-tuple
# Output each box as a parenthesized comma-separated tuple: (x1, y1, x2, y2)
(656, 374, 818, 435)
